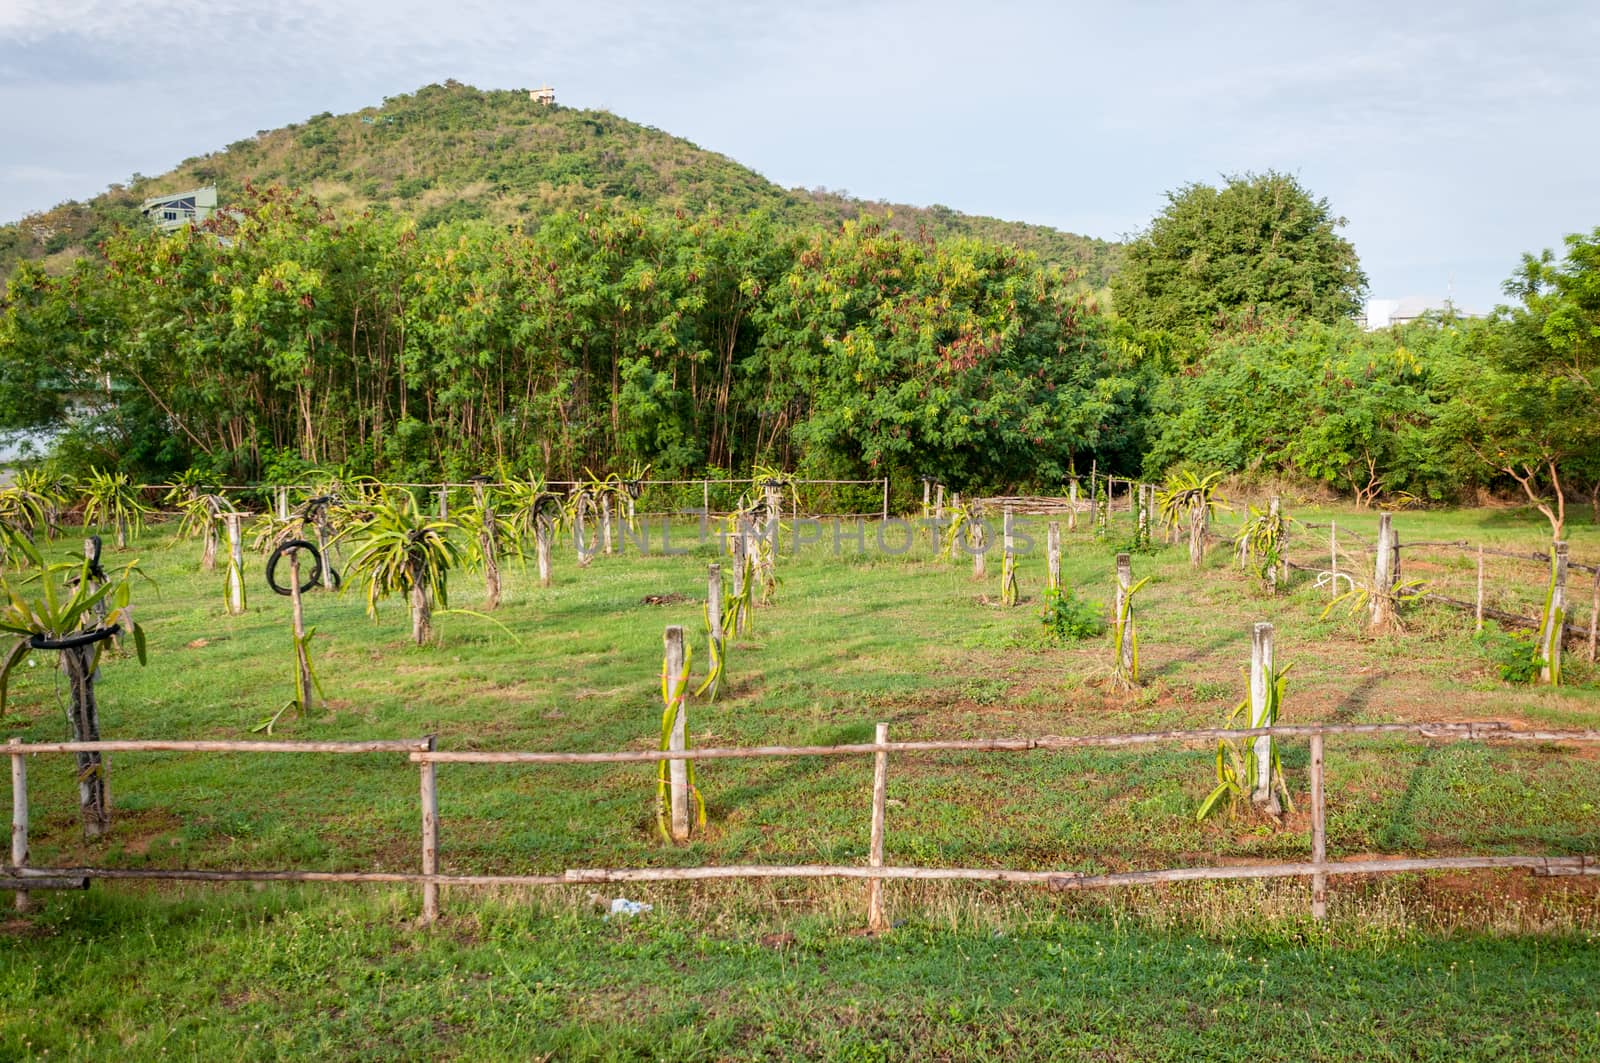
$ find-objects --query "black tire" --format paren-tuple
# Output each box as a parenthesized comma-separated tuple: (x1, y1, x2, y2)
(265, 540, 323, 596)
(30, 624, 119, 651)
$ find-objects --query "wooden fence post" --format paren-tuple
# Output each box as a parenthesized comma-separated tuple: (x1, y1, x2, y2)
(934, 484, 945, 527)
(1330, 521, 1339, 600)
(289, 550, 313, 712)
(9, 738, 27, 913)
(575, 495, 591, 568)
(1310, 731, 1326, 920)
(1588, 566, 1599, 663)
(703, 479, 710, 515)
(881, 477, 890, 523)
(971, 512, 987, 579)
(437, 486, 449, 521)
(1370, 514, 1397, 631)
(1250, 622, 1278, 811)
(601, 494, 614, 556)
(665, 626, 690, 842)
(1476, 545, 1485, 634)
(867, 721, 890, 932)
(420, 734, 439, 924)
(731, 523, 749, 636)
(275, 486, 289, 521)
(225, 513, 246, 616)
(1068, 480, 1078, 532)
(1539, 541, 1569, 685)
(1046, 522, 1061, 594)
(1267, 497, 1281, 593)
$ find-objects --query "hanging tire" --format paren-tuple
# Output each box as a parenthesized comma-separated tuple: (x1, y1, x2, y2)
(265, 540, 324, 596)
(30, 624, 120, 651)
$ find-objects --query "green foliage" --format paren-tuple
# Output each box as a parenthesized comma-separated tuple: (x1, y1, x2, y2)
(1039, 586, 1105, 642)
(1473, 624, 1543, 685)
(1197, 662, 1294, 822)
(0, 552, 149, 712)
(79, 468, 151, 546)
(1112, 170, 1367, 334)
(339, 492, 461, 644)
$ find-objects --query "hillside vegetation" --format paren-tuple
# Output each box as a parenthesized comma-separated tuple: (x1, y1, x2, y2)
(0, 81, 1120, 286)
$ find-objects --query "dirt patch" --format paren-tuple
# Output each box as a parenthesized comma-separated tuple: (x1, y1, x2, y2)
(641, 593, 690, 606)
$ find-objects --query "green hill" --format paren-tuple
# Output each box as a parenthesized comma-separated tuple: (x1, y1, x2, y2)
(0, 80, 1120, 285)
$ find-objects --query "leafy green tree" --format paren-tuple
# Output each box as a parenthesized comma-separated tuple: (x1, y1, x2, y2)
(1434, 228, 1600, 540)
(1112, 171, 1367, 334)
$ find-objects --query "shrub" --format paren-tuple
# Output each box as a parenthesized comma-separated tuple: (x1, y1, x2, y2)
(1040, 586, 1105, 643)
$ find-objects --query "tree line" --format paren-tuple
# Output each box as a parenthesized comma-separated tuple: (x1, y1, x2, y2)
(2, 176, 1596, 528)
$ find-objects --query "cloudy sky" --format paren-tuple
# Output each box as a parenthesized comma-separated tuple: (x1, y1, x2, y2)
(2, 0, 1595, 311)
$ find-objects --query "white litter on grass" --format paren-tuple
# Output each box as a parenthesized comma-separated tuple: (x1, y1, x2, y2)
(606, 897, 652, 919)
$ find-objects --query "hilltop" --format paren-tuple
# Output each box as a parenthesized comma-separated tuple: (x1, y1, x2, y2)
(0, 81, 1119, 284)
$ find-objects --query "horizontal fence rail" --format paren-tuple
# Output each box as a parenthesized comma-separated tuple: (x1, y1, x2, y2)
(9, 722, 1600, 928)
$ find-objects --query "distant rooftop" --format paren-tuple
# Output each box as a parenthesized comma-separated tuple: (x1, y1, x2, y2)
(1362, 295, 1484, 330)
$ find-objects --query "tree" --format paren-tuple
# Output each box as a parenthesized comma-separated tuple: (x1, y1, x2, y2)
(1435, 228, 1600, 541)
(1112, 171, 1367, 334)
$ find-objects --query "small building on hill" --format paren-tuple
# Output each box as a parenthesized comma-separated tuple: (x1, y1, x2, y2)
(140, 187, 218, 231)
(529, 85, 556, 105)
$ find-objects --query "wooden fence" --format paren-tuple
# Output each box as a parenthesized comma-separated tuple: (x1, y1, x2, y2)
(8, 722, 1599, 930)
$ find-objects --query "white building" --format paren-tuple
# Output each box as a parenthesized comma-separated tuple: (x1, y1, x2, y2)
(140, 186, 218, 231)
(1362, 296, 1482, 330)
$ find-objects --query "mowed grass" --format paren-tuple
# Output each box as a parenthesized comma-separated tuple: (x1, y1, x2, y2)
(5, 499, 1600, 1058)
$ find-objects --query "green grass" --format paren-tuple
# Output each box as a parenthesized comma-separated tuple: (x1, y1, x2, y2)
(5, 500, 1600, 1057)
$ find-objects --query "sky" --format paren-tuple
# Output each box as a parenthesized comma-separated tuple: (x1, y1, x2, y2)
(1, 0, 1596, 313)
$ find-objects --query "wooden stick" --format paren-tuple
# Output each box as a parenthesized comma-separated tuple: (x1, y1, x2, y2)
(10, 738, 27, 912)
(22, 853, 1599, 892)
(971, 513, 987, 579)
(17, 739, 432, 754)
(1068, 481, 1078, 532)
(437, 486, 448, 521)
(419, 734, 439, 923)
(1476, 545, 1485, 634)
(275, 486, 289, 521)
(881, 477, 889, 523)
(1589, 566, 1599, 663)
(867, 721, 889, 932)
(665, 626, 690, 842)
(1330, 520, 1339, 600)
(1310, 732, 1326, 920)
(601, 493, 614, 556)
(410, 721, 1564, 766)
(473, 482, 500, 610)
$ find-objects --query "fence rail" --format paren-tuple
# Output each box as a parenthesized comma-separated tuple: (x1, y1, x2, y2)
(9, 722, 1600, 928)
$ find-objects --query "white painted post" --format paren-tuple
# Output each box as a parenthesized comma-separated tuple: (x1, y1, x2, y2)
(1539, 541, 1569, 685)
(1250, 622, 1279, 812)
(226, 513, 246, 616)
(1001, 507, 1017, 606)
(437, 486, 448, 521)
(881, 477, 890, 523)
(664, 626, 690, 842)
(276, 486, 289, 521)
(1047, 522, 1061, 594)
(708, 564, 724, 644)
(867, 721, 889, 932)
(1370, 514, 1396, 631)
(1330, 521, 1339, 601)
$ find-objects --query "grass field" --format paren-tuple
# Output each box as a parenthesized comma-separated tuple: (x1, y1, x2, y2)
(4, 498, 1600, 1059)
